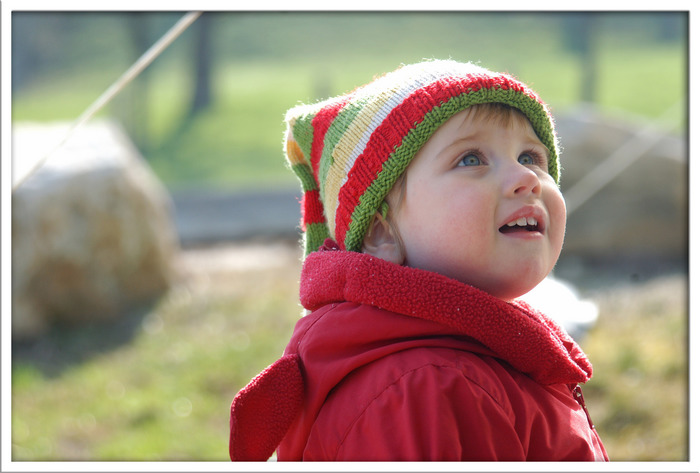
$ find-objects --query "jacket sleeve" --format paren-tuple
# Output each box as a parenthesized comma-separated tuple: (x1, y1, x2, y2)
(329, 363, 527, 461)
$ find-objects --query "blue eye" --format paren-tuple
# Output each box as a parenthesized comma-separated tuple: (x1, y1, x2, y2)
(518, 153, 535, 165)
(458, 153, 482, 167)
(518, 150, 547, 168)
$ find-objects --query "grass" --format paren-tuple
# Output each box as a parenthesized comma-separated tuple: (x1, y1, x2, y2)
(10, 240, 688, 461)
(581, 274, 688, 461)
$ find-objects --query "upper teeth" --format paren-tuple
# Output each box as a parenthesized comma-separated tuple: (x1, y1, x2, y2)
(507, 217, 537, 227)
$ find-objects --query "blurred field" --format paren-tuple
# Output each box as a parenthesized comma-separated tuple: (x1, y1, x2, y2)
(580, 273, 688, 461)
(9, 11, 688, 463)
(11, 238, 687, 461)
(11, 239, 304, 460)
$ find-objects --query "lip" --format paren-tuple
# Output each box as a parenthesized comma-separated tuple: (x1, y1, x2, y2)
(499, 205, 547, 235)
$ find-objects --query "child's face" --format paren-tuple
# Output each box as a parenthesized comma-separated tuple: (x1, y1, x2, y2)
(391, 108, 566, 301)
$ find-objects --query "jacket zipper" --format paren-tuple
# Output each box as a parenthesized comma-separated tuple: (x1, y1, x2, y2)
(573, 385, 595, 430)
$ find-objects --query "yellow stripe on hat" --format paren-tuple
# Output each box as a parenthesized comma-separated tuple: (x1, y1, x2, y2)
(286, 137, 307, 167)
(322, 83, 412, 235)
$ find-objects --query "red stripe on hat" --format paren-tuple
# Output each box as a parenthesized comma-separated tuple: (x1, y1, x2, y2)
(301, 189, 326, 231)
(334, 73, 538, 245)
(310, 97, 352, 179)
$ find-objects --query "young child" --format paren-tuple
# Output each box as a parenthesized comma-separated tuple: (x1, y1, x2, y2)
(229, 59, 608, 461)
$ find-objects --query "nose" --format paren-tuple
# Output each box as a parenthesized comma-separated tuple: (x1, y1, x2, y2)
(503, 162, 542, 198)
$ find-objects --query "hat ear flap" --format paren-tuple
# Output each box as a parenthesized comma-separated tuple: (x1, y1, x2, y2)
(285, 132, 331, 255)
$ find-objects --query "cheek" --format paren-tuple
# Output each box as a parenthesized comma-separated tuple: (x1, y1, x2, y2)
(548, 191, 567, 251)
(399, 187, 489, 255)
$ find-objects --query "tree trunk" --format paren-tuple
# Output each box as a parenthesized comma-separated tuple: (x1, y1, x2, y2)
(189, 13, 213, 117)
(562, 13, 597, 104)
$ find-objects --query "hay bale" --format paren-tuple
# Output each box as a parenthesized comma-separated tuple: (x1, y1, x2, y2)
(556, 105, 686, 264)
(12, 120, 180, 339)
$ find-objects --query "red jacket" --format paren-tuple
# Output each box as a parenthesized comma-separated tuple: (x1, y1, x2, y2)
(230, 242, 608, 461)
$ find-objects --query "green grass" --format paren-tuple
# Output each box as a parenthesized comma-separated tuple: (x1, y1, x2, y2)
(581, 275, 688, 461)
(596, 46, 687, 123)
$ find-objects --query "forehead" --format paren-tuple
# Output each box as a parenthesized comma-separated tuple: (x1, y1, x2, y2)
(462, 103, 535, 130)
(429, 103, 543, 148)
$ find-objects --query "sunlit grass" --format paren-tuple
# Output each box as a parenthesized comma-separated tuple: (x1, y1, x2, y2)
(582, 274, 688, 461)
(597, 46, 687, 124)
(11, 65, 126, 123)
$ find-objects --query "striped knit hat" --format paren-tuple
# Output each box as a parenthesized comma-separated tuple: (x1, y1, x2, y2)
(285, 59, 560, 256)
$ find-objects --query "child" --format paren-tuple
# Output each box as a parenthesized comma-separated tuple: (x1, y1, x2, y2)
(229, 59, 608, 461)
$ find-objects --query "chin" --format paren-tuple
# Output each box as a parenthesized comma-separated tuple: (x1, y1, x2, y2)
(483, 277, 545, 302)
(491, 289, 530, 302)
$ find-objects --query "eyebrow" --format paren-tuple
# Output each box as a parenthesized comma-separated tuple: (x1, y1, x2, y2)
(435, 130, 481, 156)
(522, 135, 549, 151)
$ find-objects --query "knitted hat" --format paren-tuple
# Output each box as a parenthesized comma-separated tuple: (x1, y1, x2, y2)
(284, 59, 560, 256)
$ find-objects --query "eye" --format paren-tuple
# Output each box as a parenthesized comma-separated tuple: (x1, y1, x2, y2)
(518, 153, 535, 165)
(518, 149, 547, 169)
(458, 153, 483, 167)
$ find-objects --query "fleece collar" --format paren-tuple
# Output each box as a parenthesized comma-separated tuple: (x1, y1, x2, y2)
(299, 240, 592, 386)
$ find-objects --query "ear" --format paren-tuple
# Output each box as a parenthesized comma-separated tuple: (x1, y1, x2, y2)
(362, 213, 404, 265)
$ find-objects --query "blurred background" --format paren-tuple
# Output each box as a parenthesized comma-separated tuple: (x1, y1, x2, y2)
(9, 10, 688, 462)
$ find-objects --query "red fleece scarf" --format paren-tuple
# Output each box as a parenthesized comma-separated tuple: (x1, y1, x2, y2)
(301, 240, 592, 385)
(230, 241, 592, 461)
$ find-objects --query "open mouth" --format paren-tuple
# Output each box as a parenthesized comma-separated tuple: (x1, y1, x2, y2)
(499, 216, 542, 234)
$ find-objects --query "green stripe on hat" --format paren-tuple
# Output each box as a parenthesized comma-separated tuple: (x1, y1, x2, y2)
(289, 113, 317, 163)
(291, 162, 319, 193)
(304, 221, 331, 255)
